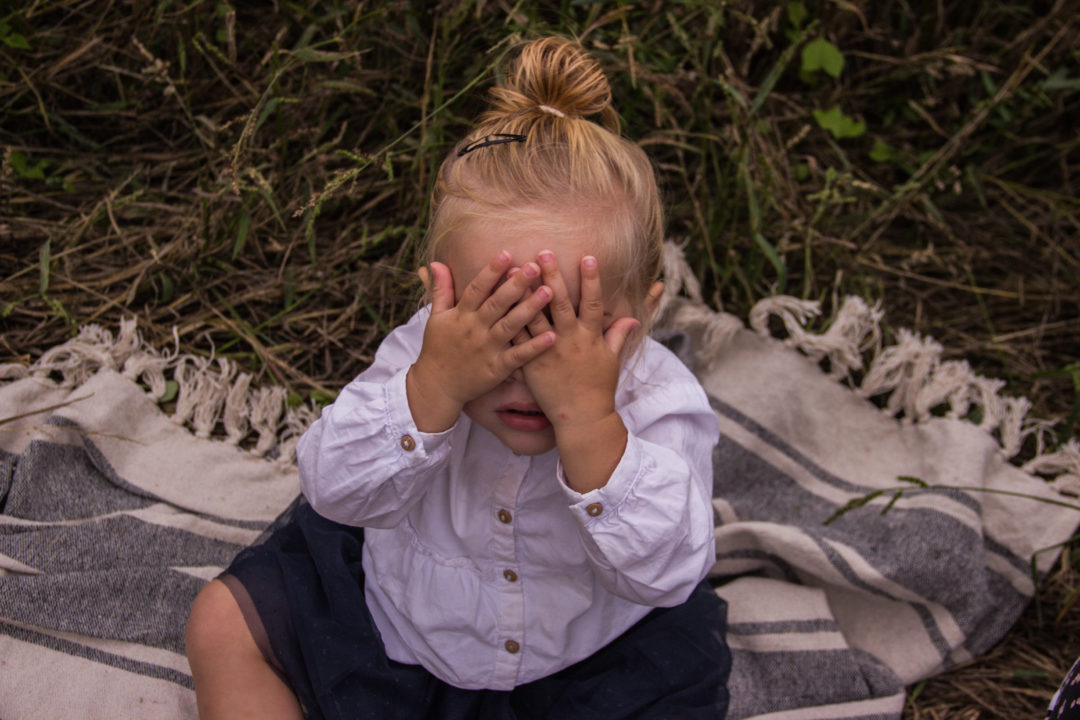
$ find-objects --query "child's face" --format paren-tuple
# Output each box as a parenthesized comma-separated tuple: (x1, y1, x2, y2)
(443, 208, 635, 456)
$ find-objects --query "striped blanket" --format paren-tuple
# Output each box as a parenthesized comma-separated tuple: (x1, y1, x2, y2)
(2, 248, 1077, 718)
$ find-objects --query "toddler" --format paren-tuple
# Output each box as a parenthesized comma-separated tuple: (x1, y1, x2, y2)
(186, 36, 730, 720)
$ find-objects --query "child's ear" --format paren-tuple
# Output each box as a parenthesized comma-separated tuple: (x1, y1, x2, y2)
(418, 266, 433, 297)
(645, 281, 665, 319)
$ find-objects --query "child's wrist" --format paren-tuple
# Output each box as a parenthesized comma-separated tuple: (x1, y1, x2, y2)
(554, 411, 627, 493)
(406, 361, 462, 433)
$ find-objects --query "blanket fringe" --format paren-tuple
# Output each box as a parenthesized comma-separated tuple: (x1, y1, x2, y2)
(0, 320, 317, 465)
(2, 241, 1077, 488)
(657, 242, 1080, 493)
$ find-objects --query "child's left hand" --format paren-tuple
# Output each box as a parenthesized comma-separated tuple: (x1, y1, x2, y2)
(513, 250, 639, 492)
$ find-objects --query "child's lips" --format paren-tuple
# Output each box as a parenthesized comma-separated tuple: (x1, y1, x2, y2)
(496, 402, 551, 431)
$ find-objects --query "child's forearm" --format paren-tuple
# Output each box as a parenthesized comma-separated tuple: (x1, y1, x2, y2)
(554, 411, 628, 493)
(406, 361, 463, 433)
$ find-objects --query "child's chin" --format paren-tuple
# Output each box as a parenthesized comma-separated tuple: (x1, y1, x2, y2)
(499, 431, 557, 456)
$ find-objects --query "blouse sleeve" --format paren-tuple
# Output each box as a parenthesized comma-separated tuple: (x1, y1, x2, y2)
(556, 342, 719, 607)
(297, 306, 456, 528)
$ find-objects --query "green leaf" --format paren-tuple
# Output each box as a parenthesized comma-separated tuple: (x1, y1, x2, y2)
(231, 209, 251, 260)
(39, 240, 51, 294)
(158, 380, 179, 404)
(157, 271, 174, 304)
(253, 97, 281, 135)
(787, 1, 808, 28)
(1042, 69, 1080, 92)
(9, 151, 27, 176)
(309, 389, 338, 406)
(3, 32, 31, 50)
(869, 139, 894, 162)
(812, 106, 866, 138)
(881, 490, 903, 515)
(9, 151, 48, 180)
(801, 37, 844, 78)
(752, 232, 788, 294)
(897, 475, 928, 488)
(291, 47, 349, 63)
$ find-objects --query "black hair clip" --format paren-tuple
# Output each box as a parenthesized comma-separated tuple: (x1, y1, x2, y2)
(458, 133, 527, 157)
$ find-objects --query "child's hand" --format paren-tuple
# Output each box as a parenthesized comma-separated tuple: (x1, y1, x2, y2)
(515, 251, 639, 491)
(407, 251, 554, 433)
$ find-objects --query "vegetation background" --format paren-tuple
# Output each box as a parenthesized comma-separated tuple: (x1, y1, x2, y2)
(2, 1, 1078, 716)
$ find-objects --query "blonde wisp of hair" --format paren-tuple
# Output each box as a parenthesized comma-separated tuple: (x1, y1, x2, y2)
(422, 36, 663, 325)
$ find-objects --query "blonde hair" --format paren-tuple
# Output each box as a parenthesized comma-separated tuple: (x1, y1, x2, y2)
(422, 36, 663, 322)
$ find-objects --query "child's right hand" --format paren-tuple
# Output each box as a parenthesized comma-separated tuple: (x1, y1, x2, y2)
(406, 251, 555, 433)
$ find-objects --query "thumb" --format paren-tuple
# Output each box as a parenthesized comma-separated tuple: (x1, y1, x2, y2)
(426, 262, 456, 313)
(603, 317, 640, 357)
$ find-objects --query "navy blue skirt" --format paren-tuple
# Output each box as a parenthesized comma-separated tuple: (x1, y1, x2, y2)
(222, 499, 731, 720)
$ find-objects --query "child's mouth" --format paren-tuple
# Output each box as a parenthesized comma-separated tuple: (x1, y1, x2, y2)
(496, 405, 552, 431)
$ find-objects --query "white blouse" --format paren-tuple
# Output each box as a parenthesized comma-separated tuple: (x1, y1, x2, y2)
(297, 306, 719, 690)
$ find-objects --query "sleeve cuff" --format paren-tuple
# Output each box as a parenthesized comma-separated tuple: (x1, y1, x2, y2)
(384, 366, 456, 461)
(557, 434, 643, 524)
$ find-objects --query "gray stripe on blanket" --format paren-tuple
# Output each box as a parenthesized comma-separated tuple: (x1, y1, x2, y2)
(810, 534, 952, 660)
(0, 514, 246, 572)
(712, 427, 1023, 664)
(711, 431, 1030, 616)
(2, 423, 267, 531)
(726, 646, 901, 718)
(2, 438, 156, 521)
(710, 397, 982, 514)
(0, 435, 253, 656)
(728, 619, 838, 634)
(0, 619, 194, 689)
(712, 548, 802, 584)
(0, 569, 206, 654)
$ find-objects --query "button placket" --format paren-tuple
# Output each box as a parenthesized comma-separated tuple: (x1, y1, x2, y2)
(490, 453, 527, 686)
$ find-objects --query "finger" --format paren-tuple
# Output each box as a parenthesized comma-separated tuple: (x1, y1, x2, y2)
(493, 285, 551, 344)
(458, 251, 512, 312)
(427, 262, 456, 314)
(578, 255, 605, 333)
(526, 302, 553, 336)
(645, 281, 665, 319)
(502, 331, 555, 369)
(511, 328, 531, 346)
(537, 250, 577, 328)
(479, 261, 540, 324)
(603, 317, 640, 356)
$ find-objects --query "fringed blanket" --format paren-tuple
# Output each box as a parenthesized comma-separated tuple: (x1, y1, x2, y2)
(2, 245, 1077, 719)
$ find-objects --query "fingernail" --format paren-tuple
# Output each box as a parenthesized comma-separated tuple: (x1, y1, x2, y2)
(582, 256, 597, 269)
(536, 286, 551, 300)
(506, 267, 520, 278)
(523, 262, 539, 278)
(496, 250, 511, 264)
(538, 250, 555, 264)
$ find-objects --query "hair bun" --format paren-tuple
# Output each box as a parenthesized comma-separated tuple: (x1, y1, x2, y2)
(488, 37, 619, 131)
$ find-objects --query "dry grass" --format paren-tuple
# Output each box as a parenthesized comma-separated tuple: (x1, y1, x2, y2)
(2, 1, 1078, 716)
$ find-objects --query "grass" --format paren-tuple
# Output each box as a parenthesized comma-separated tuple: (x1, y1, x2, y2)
(2, 1, 1079, 716)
